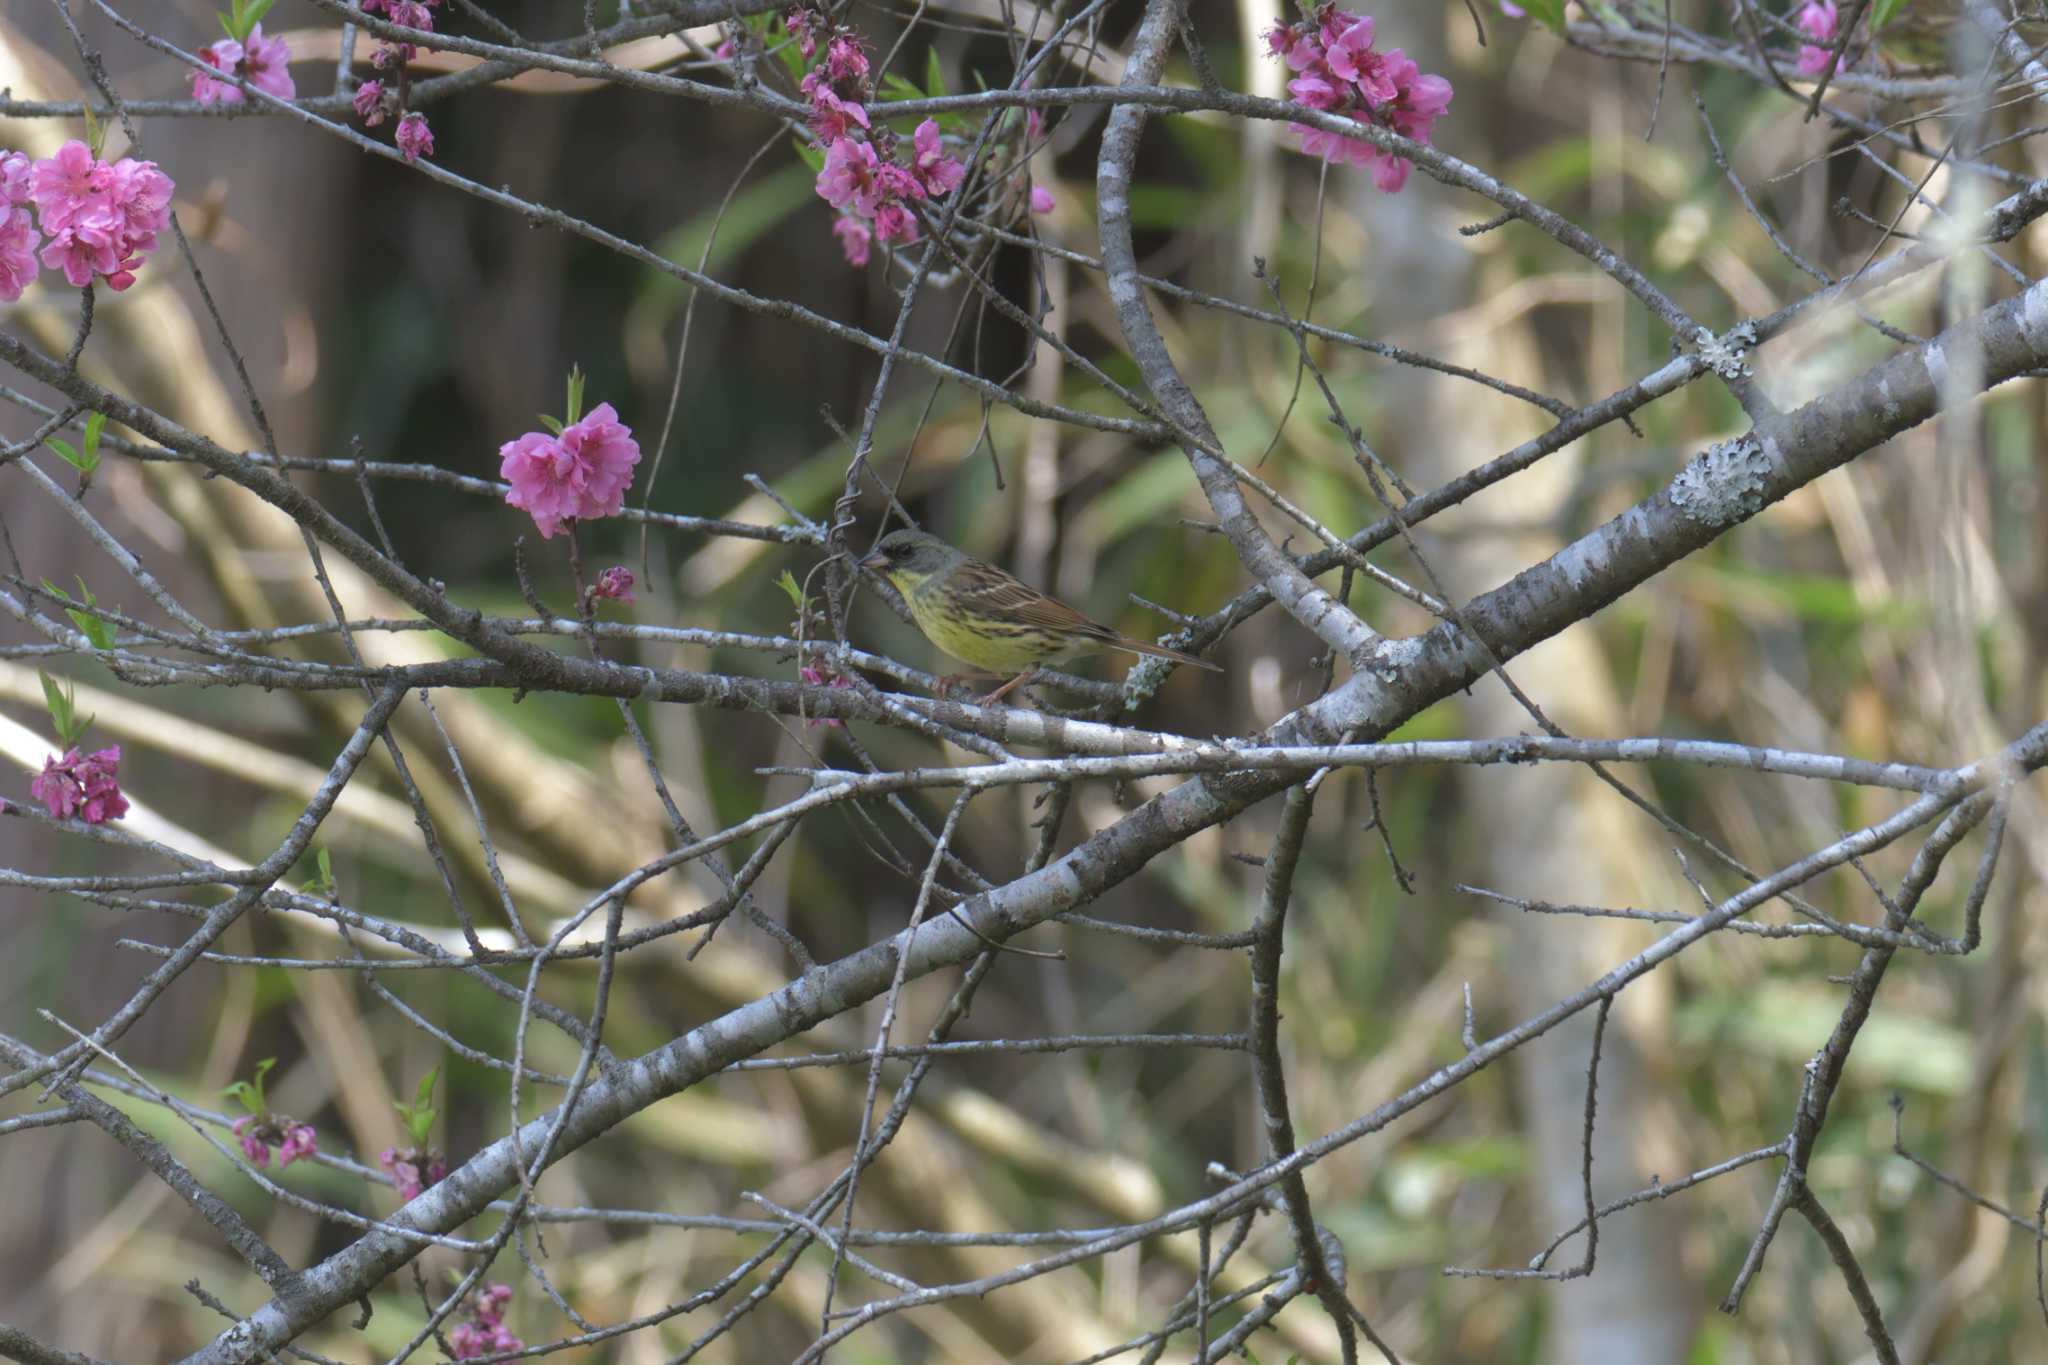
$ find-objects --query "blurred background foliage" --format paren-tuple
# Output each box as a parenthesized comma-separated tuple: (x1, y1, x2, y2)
(2, 0, 2046, 1360)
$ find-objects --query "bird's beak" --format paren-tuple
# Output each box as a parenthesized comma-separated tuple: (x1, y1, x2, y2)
(859, 552, 887, 573)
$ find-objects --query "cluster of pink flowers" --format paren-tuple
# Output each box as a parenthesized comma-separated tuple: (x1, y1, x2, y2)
(29, 745, 128, 824)
(352, 0, 440, 160)
(1264, 8, 1452, 192)
(499, 402, 642, 539)
(816, 121, 966, 265)
(192, 24, 295, 105)
(379, 1143, 448, 1200)
(787, 10, 967, 265)
(232, 1114, 319, 1168)
(0, 142, 174, 299)
(449, 1284, 523, 1359)
(588, 565, 635, 606)
(1794, 0, 1842, 75)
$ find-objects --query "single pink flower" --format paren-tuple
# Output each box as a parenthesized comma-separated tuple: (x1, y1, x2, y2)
(1324, 17, 1380, 85)
(353, 79, 387, 125)
(1025, 107, 1046, 142)
(1287, 73, 1342, 110)
(1795, 0, 1840, 74)
(0, 149, 31, 205)
(395, 111, 434, 162)
(1029, 184, 1056, 215)
(824, 34, 868, 81)
(801, 69, 870, 140)
(275, 1122, 318, 1167)
(378, 1145, 446, 1199)
(831, 213, 871, 265)
(192, 38, 245, 105)
(815, 136, 879, 211)
(556, 402, 641, 520)
(910, 119, 966, 196)
(0, 205, 38, 301)
(193, 24, 295, 106)
(232, 1115, 271, 1166)
(28, 141, 105, 234)
(872, 200, 918, 246)
(589, 566, 635, 604)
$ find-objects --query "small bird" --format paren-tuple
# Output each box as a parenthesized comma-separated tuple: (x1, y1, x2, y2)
(861, 529, 1220, 703)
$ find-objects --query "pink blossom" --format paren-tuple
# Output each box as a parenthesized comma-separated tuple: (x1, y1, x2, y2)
(192, 38, 244, 106)
(275, 1123, 318, 1167)
(232, 1115, 270, 1166)
(816, 136, 879, 212)
(24, 143, 172, 290)
(825, 35, 869, 82)
(1324, 18, 1379, 87)
(1287, 73, 1342, 110)
(192, 24, 296, 106)
(1500, 0, 1525, 15)
(831, 214, 871, 265)
(1029, 184, 1056, 215)
(589, 566, 635, 604)
(29, 746, 127, 824)
(395, 111, 434, 162)
(1795, 0, 1839, 75)
(1026, 107, 1046, 142)
(1266, 15, 1450, 191)
(28, 142, 104, 234)
(499, 403, 641, 539)
(910, 119, 966, 196)
(449, 1284, 523, 1359)
(784, 7, 819, 59)
(353, 79, 387, 125)
(0, 205, 37, 301)
(379, 1145, 447, 1199)
(872, 200, 918, 246)
(0, 149, 30, 205)
(804, 79, 870, 141)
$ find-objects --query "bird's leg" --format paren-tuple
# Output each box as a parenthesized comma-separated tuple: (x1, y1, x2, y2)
(979, 666, 1041, 706)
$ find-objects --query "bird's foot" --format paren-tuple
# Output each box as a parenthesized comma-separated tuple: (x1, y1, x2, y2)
(979, 667, 1040, 706)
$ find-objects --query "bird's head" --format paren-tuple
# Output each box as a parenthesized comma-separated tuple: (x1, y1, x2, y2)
(860, 530, 957, 590)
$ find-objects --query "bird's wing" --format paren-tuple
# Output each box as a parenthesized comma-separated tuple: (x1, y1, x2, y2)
(951, 560, 1118, 641)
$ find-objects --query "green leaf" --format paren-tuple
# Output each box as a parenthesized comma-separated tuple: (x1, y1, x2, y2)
(82, 410, 105, 461)
(537, 414, 564, 437)
(56, 577, 115, 651)
(45, 438, 83, 471)
(38, 671, 85, 748)
(225, 1057, 277, 1114)
(412, 1067, 439, 1114)
(218, 11, 239, 43)
(924, 46, 947, 99)
(1869, 0, 1907, 29)
(243, 0, 275, 34)
(776, 570, 805, 608)
(564, 364, 586, 427)
(880, 73, 925, 102)
(1518, 0, 1569, 34)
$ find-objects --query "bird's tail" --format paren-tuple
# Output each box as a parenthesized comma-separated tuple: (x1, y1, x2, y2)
(1116, 638, 1223, 671)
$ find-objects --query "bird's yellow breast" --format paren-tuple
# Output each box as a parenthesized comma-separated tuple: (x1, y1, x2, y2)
(886, 569, 1062, 674)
